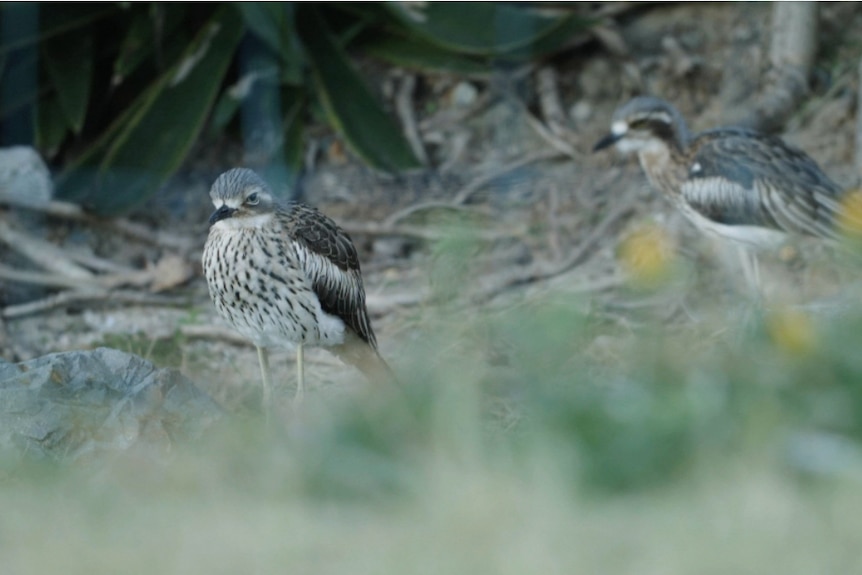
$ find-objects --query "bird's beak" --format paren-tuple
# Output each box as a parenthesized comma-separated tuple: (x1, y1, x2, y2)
(592, 132, 622, 152)
(209, 205, 236, 226)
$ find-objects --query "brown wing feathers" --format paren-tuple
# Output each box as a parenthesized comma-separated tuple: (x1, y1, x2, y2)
(684, 130, 845, 237)
(278, 203, 378, 349)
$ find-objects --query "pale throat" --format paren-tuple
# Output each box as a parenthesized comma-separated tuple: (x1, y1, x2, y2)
(632, 140, 691, 200)
(219, 213, 273, 230)
(636, 140, 674, 181)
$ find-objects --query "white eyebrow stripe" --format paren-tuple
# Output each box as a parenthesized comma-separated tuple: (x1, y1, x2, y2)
(210, 196, 244, 209)
(648, 111, 672, 124)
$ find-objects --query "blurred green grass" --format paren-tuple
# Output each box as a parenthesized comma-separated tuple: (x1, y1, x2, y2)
(5, 271, 862, 572)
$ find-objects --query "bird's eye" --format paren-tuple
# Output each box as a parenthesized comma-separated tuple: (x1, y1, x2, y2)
(629, 119, 648, 129)
(246, 192, 259, 206)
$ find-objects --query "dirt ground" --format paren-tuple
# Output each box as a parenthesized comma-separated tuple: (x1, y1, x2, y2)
(4, 3, 862, 410)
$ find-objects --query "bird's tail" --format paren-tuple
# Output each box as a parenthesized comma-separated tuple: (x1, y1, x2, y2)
(334, 332, 399, 386)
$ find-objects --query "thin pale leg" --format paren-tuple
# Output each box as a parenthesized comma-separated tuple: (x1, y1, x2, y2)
(734, 246, 766, 338)
(737, 245, 763, 299)
(294, 343, 305, 405)
(256, 345, 272, 411)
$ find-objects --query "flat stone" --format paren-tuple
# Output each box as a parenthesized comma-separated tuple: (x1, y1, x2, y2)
(0, 146, 53, 208)
(0, 347, 223, 460)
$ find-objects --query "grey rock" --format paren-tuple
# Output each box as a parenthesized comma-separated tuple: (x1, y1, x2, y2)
(569, 100, 593, 124)
(451, 81, 478, 107)
(0, 348, 223, 460)
(0, 146, 53, 208)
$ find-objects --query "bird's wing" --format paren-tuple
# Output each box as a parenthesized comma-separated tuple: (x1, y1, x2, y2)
(681, 129, 844, 238)
(280, 203, 377, 348)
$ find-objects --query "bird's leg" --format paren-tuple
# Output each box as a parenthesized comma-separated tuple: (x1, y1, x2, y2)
(737, 245, 764, 300)
(256, 345, 272, 412)
(294, 343, 305, 405)
(734, 245, 767, 336)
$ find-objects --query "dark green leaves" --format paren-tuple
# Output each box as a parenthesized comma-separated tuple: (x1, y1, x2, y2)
(1, 2, 598, 215)
(385, 3, 588, 60)
(237, 3, 303, 84)
(363, 34, 494, 76)
(43, 33, 92, 134)
(58, 9, 243, 215)
(298, 6, 421, 172)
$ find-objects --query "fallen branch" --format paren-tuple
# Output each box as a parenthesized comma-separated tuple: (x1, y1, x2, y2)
(0, 260, 186, 291)
(0, 198, 195, 252)
(452, 148, 564, 205)
(0, 219, 93, 279)
(395, 73, 429, 166)
(105, 217, 198, 253)
(0, 264, 96, 290)
(65, 248, 136, 274)
(2, 289, 191, 319)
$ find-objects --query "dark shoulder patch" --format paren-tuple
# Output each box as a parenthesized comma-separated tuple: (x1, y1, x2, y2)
(278, 203, 376, 347)
(283, 203, 361, 272)
(689, 131, 758, 189)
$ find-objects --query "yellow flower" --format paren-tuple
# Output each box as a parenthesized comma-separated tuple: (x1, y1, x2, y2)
(838, 189, 862, 238)
(766, 308, 816, 355)
(618, 224, 674, 286)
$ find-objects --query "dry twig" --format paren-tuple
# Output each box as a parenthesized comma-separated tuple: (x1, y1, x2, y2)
(452, 149, 564, 205)
(395, 74, 429, 166)
(420, 91, 493, 134)
(0, 219, 93, 279)
(524, 112, 579, 160)
(339, 220, 524, 243)
(65, 248, 136, 274)
(471, 194, 636, 302)
(2, 289, 191, 319)
(0, 264, 98, 290)
(0, 198, 195, 252)
(590, 22, 630, 58)
(384, 201, 491, 227)
(536, 67, 569, 136)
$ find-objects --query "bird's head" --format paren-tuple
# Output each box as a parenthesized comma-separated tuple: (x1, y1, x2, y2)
(593, 96, 690, 156)
(208, 168, 277, 228)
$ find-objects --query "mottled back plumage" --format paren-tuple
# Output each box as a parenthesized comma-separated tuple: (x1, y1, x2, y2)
(683, 128, 843, 238)
(278, 202, 377, 348)
(594, 96, 851, 246)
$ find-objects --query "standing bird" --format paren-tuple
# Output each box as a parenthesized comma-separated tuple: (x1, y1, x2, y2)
(593, 96, 855, 290)
(202, 168, 394, 407)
